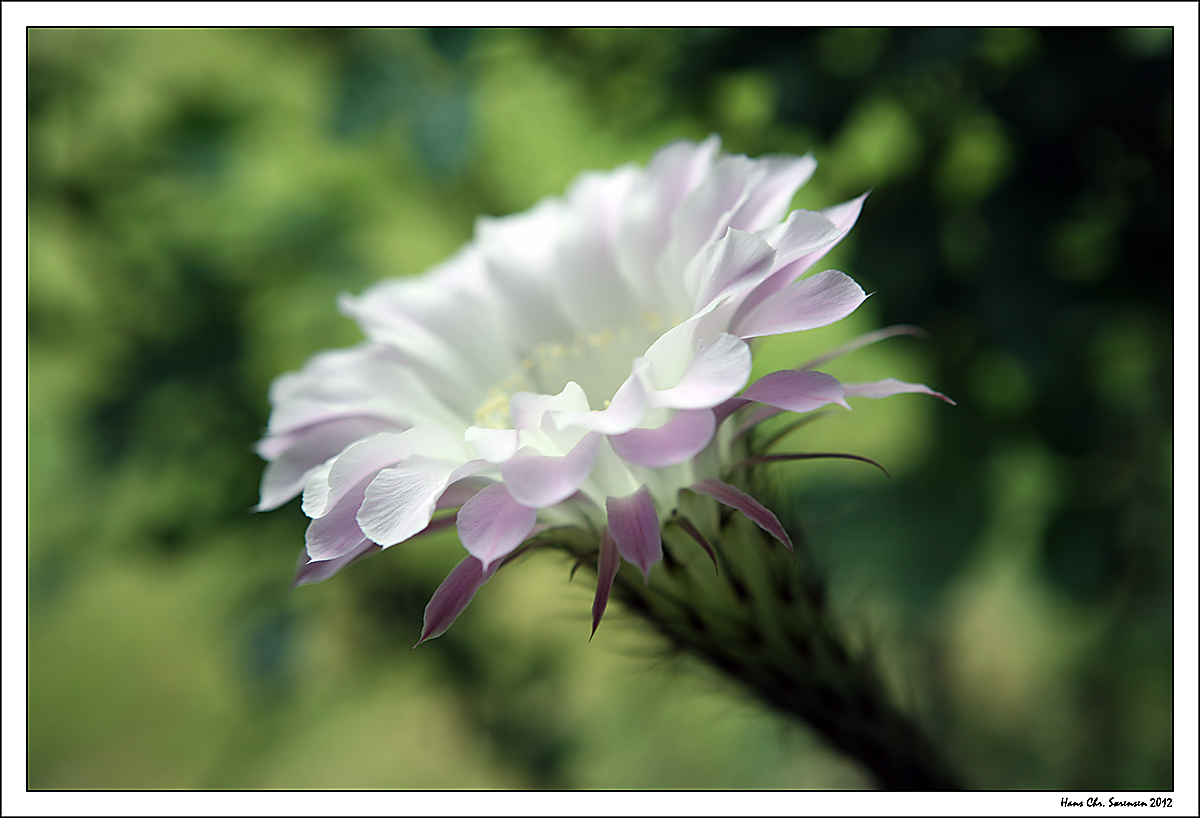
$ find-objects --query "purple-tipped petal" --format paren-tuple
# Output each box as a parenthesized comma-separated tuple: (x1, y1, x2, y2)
(605, 486, 662, 582)
(456, 482, 538, 570)
(416, 555, 502, 645)
(293, 539, 379, 588)
(688, 478, 793, 553)
(591, 528, 622, 637)
(843, 377, 957, 405)
(742, 369, 851, 413)
(734, 269, 867, 340)
(649, 333, 752, 410)
(501, 432, 602, 508)
(609, 409, 717, 469)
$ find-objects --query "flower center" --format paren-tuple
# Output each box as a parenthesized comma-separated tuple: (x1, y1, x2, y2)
(472, 312, 680, 429)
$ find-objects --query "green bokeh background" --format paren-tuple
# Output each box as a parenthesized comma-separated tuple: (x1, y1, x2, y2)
(26, 28, 1174, 789)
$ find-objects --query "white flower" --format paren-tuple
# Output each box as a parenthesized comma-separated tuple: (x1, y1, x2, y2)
(256, 136, 950, 642)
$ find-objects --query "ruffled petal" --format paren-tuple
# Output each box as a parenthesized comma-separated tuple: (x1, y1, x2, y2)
(591, 528, 622, 637)
(302, 426, 465, 519)
(416, 555, 502, 645)
(734, 269, 868, 340)
(741, 369, 851, 413)
(843, 377, 956, 404)
(356, 456, 460, 547)
(257, 416, 396, 512)
(606, 486, 662, 582)
(609, 409, 717, 469)
(500, 432, 602, 508)
(648, 333, 752, 410)
(688, 478, 793, 553)
(456, 482, 538, 570)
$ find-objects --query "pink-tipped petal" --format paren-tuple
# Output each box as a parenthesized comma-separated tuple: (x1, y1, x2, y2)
(742, 369, 851, 413)
(843, 377, 957, 405)
(456, 482, 538, 570)
(688, 478, 793, 553)
(649, 333, 752, 410)
(734, 269, 867, 340)
(416, 555, 502, 645)
(605, 486, 662, 582)
(609, 409, 717, 468)
(591, 528, 622, 637)
(500, 432, 602, 508)
(293, 539, 379, 588)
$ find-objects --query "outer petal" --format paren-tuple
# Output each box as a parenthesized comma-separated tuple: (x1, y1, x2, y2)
(416, 555, 502, 645)
(356, 456, 460, 547)
(606, 486, 662, 582)
(734, 269, 868, 340)
(591, 528, 622, 637)
(305, 483, 372, 561)
(648, 333, 752, 410)
(843, 377, 956, 404)
(741, 370, 851, 413)
(688, 478, 793, 553)
(609, 409, 717, 469)
(456, 482, 538, 570)
(501, 432, 602, 508)
(293, 539, 379, 588)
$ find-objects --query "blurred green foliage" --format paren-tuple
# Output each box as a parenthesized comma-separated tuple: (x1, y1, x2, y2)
(26, 28, 1173, 789)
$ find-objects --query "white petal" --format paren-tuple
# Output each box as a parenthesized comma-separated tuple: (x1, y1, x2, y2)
(649, 333, 752, 410)
(733, 270, 867, 339)
(356, 456, 460, 547)
(692, 228, 778, 310)
(464, 426, 520, 463)
(302, 426, 465, 519)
